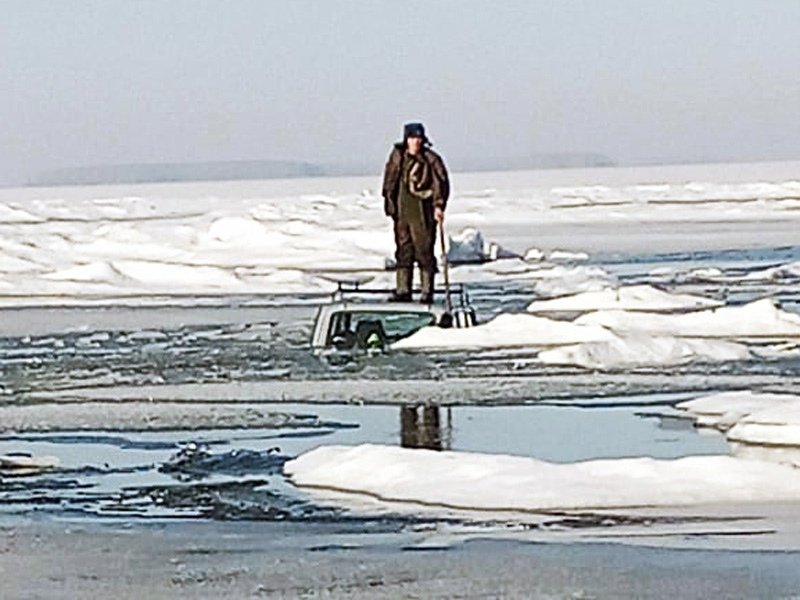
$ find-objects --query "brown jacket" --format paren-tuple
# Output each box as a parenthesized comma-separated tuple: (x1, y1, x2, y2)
(382, 143, 450, 218)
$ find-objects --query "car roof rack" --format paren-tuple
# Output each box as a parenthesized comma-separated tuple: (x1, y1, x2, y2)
(328, 279, 471, 308)
(312, 272, 473, 308)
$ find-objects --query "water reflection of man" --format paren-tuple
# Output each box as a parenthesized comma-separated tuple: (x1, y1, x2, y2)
(400, 404, 450, 450)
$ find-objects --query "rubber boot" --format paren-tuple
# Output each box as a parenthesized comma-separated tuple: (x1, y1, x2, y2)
(390, 267, 413, 302)
(419, 270, 435, 304)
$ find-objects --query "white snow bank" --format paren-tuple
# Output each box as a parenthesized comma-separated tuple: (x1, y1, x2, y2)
(538, 335, 749, 369)
(527, 285, 722, 313)
(392, 313, 614, 351)
(576, 299, 800, 338)
(286, 444, 800, 511)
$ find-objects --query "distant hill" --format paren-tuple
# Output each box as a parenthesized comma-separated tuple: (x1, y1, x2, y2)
(449, 153, 616, 172)
(27, 153, 616, 187)
(28, 160, 326, 187)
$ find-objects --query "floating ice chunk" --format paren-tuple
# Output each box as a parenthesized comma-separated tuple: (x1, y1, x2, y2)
(393, 313, 614, 351)
(576, 299, 800, 338)
(0, 203, 43, 223)
(745, 261, 800, 281)
(92, 223, 151, 244)
(0, 253, 40, 274)
(686, 267, 726, 282)
(286, 444, 800, 511)
(42, 261, 123, 283)
(678, 391, 800, 451)
(529, 265, 616, 298)
(527, 285, 722, 313)
(0, 453, 59, 473)
(243, 268, 338, 294)
(443, 227, 517, 264)
(538, 335, 749, 369)
(728, 404, 800, 447)
(523, 247, 545, 262)
(250, 204, 283, 221)
(685, 182, 707, 193)
(547, 249, 589, 263)
(208, 216, 269, 243)
(385, 227, 517, 269)
(112, 260, 242, 288)
(282, 220, 318, 236)
(677, 391, 800, 430)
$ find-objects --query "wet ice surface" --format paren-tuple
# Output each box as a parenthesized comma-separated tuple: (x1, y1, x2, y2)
(2, 245, 800, 549)
(0, 400, 728, 523)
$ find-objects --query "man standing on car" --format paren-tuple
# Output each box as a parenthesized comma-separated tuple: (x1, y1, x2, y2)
(382, 122, 450, 304)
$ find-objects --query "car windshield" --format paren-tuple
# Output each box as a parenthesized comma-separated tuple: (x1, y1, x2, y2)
(326, 310, 436, 349)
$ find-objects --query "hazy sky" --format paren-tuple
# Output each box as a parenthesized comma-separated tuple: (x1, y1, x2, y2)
(3, 0, 800, 184)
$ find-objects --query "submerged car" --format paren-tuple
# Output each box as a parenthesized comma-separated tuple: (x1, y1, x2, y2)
(310, 276, 476, 354)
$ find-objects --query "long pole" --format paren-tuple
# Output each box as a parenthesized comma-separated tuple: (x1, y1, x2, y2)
(438, 221, 452, 315)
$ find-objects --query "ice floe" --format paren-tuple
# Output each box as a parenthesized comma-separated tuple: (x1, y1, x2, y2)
(526, 265, 617, 298)
(728, 404, 800, 448)
(0, 453, 60, 474)
(576, 299, 800, 338)
(679, 391, 800, 449)
(286, 444, 800, 511)
(527, 284, 722, 313)
(538, 335, 749, 369)
(393, 313, 615, 351)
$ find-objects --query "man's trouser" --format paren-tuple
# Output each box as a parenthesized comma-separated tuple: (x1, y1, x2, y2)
(394, 194, 436, 299)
